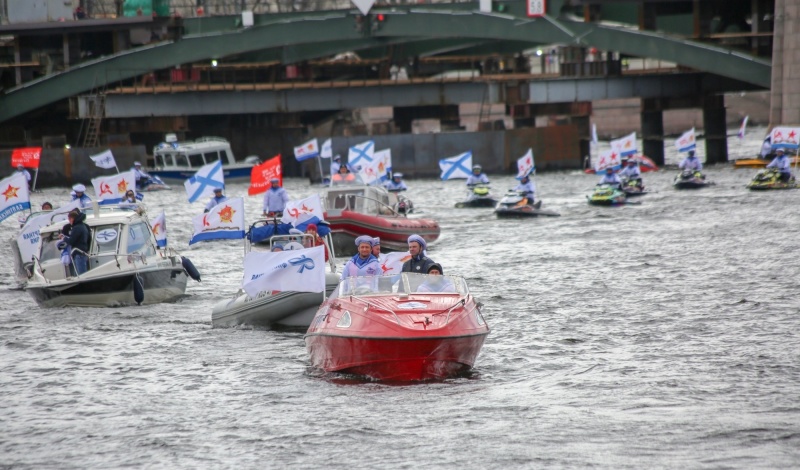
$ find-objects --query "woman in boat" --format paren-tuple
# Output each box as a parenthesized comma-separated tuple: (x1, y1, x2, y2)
(597, 168, 622, 189)
(330, 155, 342, 176)
(465, 164, 490, 186)
(766, 148, 793, 182)
(402, 234, 436, 274)
(340, 235, 380, 281)
(304, 223, 329, 261)
(416, 263, 456, 293)
(678, 150, 703, 172)
(513, 172, 536, 205)
(122, 189, 137, 204)
(263, 178, 290, 217)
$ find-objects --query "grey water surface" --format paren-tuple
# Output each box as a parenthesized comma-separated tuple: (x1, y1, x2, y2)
(1, 132, 799, 468)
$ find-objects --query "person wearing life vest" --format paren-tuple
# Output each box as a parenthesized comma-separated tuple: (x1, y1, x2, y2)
(766, 148, 793, 182)
(678, 150, 703, 172)
(598, 167, 622, 189)
(402, 234, 436, 274)
(204, 187, 228, 213)
(305, 223, 329, 262)
(331, 164, 356, 184)
(340, 235, 381, 281)
(263, 178, 289, 217)
(513, 172, 536, 205)
(466, 164, 489, 186)
(330, 155, 342, 176)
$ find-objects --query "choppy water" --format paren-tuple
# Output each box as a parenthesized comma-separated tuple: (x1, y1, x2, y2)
(2, 131, 799, 468)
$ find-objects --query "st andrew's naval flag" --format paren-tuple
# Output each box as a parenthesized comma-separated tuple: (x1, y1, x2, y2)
(348, 140, 375, 170)
(516, 148, 535, 179)
(675, 128, 696, 153)
(0, 172, 31, 223)
(439, 151, 473, 180)
(294, 138, 319, 162)
(770, 126, 800, 151)
(151, 210, 168, 248)
(185, 160, 224, 203)
(610, 132, 638, 157)
(281, 194, 325, 227)
(595, 149, 622, 173)
(91, 170, 136, 205)
(241, 245, 326, 298)
(189, 197, 245, 245)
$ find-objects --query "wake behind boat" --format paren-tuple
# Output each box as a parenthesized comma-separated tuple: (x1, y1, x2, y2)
(305, 273, 489, 381)
(494, 191, 560, 217)
(25, 204, 200, 308)
(211, 232, 340, 329)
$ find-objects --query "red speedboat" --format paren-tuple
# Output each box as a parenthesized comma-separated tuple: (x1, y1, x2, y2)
(322, 184, 440, 255)
(305, 273, 490, 381)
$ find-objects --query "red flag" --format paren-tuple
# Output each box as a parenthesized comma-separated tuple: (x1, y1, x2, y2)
(11, 147, 42, 169)
(248, 155, 283, 195)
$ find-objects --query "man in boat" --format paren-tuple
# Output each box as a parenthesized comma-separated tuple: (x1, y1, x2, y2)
(416, 264, 456, 293)
(131, 162, 151, 189)
(618, 157, 643, 184)
(62, 209, 90, 275)
(331, 164, 356, 185)
(371, 237, 384, 263)
(14, 164, 32, 190)
(262, 178, 290, 217)
(41, 202, 53, 211)
(402, 234, 436, 274)
(766, 148, 793, 182)
(513, 172, 536, 205)
(204, 187, 228, 213)
(597, 168, 622, 189)
(340, 235, 381, 281)
(384, 173, 408, 192)
(330, 155, 342, 176)
(70, 184, 92, 209)
(678, 150, 703, 173)
(466, 164, 490, 186)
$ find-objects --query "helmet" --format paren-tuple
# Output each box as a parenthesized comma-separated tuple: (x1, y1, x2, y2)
(393, 173, 403, 179)
(472, 164, 482, 172)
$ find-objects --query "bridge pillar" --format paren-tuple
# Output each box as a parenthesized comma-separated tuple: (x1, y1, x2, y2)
(641, 99, 664, 166)
(770, 0, 800, 126)
(703, 95, 729, 164)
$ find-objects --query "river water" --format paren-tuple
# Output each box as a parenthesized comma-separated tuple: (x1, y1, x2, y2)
(2, 131, 799, 468)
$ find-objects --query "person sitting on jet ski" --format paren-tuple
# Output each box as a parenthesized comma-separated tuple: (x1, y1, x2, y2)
(513, 172, 536, 205)
(384, 173, 408, 192)
(678, 150, 703, 172)
(766, 148, 793, 182)
(618, 157, 643, 184)
(466, 164, 490, 186)
(598, 167, 622, 189)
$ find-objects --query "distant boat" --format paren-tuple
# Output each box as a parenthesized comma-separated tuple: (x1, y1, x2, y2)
(149, 134, 260, 182)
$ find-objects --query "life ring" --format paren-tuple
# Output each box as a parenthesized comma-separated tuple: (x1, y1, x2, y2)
(182, 257, 201, 282)
(133, 275, 145, 305)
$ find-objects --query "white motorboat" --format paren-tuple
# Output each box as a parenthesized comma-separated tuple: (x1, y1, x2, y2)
(211, 233, 339, 329)
(150, 134, 259, 183)
(25, 204, 201, 308)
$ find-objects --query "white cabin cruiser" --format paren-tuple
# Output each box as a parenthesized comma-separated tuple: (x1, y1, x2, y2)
(211, 232, 339, 329)
(150, 134, 259, 182)
(25, 204, 201, 308)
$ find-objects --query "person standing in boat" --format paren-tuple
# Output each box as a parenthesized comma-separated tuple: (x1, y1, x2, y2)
(340, 235, 381, 281)
(14, 164, 31, 190)
(466, 164, 489, 186)
(262, 178, 290, 217)
(61, 209, 90, 275)
(304, 223, 329, 262)
(330, 155, 343, 176)
(416, 264, 456, 293)
(384, 173, 408, 192)
(204, 187, 228, 213)
(597, 168, 622, 189)
(131, 162, 151, 189)
(70, 184, 92, 208)
(513, 172, 536, 205)
(766, 148, 793, 182)
(402, 234, 436, 274)
(678, 150, 703, 173)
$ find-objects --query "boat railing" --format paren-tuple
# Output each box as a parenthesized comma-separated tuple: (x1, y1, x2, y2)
(334, 193, 403, 217)
(351, 296, 402, 324)
(193, 136, 229, 144)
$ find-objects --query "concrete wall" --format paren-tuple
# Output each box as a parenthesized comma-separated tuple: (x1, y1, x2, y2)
(771, 0, 800, 125)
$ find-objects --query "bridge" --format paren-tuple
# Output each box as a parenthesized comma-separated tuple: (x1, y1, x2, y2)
(0, 0, 779, 166)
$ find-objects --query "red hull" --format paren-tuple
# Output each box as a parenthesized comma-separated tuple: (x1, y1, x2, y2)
(305, 293, 489, 381)
(326, 210, 440, 253)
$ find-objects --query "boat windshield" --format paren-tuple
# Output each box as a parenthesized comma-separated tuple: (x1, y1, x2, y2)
(336, 273, 467, 297)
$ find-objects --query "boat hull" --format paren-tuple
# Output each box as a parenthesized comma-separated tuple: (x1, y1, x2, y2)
(674, 180, 710, 189)
(211, 274, 340, 329)
(149, 165, 253, 183)
(495, 206, 560, 217)
(327, 210, 440, 255)
(305, 333, 488, 381)
(26, 268, 188, 308)
(455, 197, 497, 208)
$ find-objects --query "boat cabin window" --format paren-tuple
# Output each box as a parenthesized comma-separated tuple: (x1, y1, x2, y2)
(39, 228, 68, 263)
(90, 224, 122, 268)
(221, 149, 233, 163)
(173, 153, 188, 167)
(203, 151, 220, 164)
(327, 189, 364, 211)
(126, 223, 155, 256)
(189, 153, 204, 168)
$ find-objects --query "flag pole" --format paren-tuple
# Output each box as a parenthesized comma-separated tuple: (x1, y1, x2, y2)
(316, 155, 325, 184)
(31, 168, 39, 192)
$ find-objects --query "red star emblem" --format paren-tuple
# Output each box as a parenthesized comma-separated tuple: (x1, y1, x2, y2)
(2, 184, 19, 201)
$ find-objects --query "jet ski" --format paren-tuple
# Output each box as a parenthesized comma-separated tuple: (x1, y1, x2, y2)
(747, 168, 799, 190)
(673, 170, 712, 189)
(587, 184, 629, 206)
(494, 191, 560, 217)
(455, 184, 497, 208)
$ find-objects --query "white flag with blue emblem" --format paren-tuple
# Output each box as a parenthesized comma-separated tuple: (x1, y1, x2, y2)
(0, 172, 31, 223)
(348, 140, 375, 170)
(89, 149, 117, 170)
(184, 160, 224, 203)
(320, 138, 332, 159)
(439, 151, 473, 180)
(241, 245, 326, 297)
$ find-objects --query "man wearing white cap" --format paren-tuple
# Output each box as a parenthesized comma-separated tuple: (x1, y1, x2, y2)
(262, 178, 289, 217)
(14, 164, 31, 189)
(70, 184, 92, 208)
(131, 161, 151, 189)
(204, 187, 228, 213)
(384, 173, 408, 192)
(340, 235, 381, 281)
(402, 234, 436, 274)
